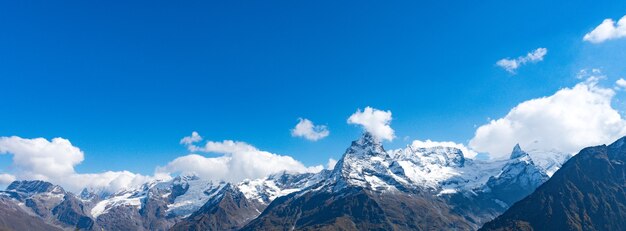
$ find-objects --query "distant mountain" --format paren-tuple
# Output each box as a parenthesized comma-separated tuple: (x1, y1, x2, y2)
(480, 136, 626, 231)
(481, 144, 549, 205)
(0, 132, 572, 230)
(242, 133, 557, 230)
(0, 180, 96, 230)
(525, 148, 572, 177)
(170, 171, 329, 230)
(0, 197, 63, 231)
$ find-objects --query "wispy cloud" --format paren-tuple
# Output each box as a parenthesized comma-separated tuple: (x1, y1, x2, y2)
(496, 48, 548, 74)
(583, 15, 626, 43)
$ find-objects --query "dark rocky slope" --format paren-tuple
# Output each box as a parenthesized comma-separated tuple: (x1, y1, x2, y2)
(170, 184, 266, 231)
(0, 197, 63, 231)
(481, 136, 626, 231)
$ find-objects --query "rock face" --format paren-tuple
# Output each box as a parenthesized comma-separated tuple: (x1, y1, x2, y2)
(170, 184, 265, 231)
(92, 176, 229, 231)
(0, 197, 63, 231)
(481, 136, 626, 231)
(170, 171, 330, 230)
(0, 180, 96, 230)
(242, 133, 556, 230)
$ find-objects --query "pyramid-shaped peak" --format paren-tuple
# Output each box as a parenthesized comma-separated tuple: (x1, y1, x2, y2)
(510, 143, 528, 159)
(355, 131, 379, 145)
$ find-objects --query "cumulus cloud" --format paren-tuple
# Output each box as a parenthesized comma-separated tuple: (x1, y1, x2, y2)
(180, 131, 202, 145)
(469, 77, 626, 159)
(0, 136, 156, 193)
(291, 118, 330, 141)
(583, 15, 626, 43)
(347, 107, 395, 141)
(159, 132, 324, 182)
(0, 132, 328, 193)
(409, 140, 478, 159)
(496, 48, 548, 73)
(0, 173, 15, 185)
(616, 78, 626, 90)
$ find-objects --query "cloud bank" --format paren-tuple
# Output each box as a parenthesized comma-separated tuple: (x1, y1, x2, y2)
(163, 132, 324, 182)
(469, 77, 626, 159)
(291, 118, 330, 141)
(0, 133, 325, 192)
(496, 48, 547, 73)
(0, 136, 155, 193)
(583, 15, 626, 43)
(348, 107, 395, 141)
(0, 173, 15, 185)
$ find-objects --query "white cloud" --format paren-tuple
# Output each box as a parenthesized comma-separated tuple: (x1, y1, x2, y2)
(0, 136, 157, 193)
(347, 107, 395, 141)
(159, 132, 324, 182)
(180, 131, 202, 145)
(616, 78, 626, 89)
(583, 15, 626, 43)
(0, 173, 15, 185)
(326, 158, 337, 170)
(291, 118, 330, 141)
(496, 48, 548, 73)
(0, 132, 328, 193)
(469, 77, 626, 159)
(409, 140, 478, 159)
(576, 68, 603, 80)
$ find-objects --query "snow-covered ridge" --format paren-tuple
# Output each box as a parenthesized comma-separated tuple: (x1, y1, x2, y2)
(326, 132, 569, 196)
(88, 169, 330, 219)
(237, 170, 328, 204)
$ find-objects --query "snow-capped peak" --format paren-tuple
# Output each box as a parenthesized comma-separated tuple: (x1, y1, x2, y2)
(510, 144, 528, 160)
(6, 180, 65, 196)
(328, 133, 400, 190)
(345, 132, 386, 158)
(487, 145, 547, 190)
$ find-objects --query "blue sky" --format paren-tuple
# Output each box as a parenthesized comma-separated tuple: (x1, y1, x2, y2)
(1, 0, 626, 178)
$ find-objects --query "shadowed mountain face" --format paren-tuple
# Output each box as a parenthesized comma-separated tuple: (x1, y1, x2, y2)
(0, 197, 63, 231)
(481, 137, 626, 231)
(170, 184, 266, 231)
(242, 183, 476, 231)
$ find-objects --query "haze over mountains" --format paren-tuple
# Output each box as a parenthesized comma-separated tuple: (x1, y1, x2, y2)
(0, 132, 579, 230)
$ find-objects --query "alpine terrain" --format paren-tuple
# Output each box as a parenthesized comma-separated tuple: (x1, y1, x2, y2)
(0, 133, 570, 230)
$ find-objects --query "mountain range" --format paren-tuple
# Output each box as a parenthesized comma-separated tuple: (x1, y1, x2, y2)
(0, 132, 575, 230)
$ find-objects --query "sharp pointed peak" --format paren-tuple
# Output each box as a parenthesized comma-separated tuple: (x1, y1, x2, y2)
(510, 143, 528, 159)
(356, 131, 378, 144)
